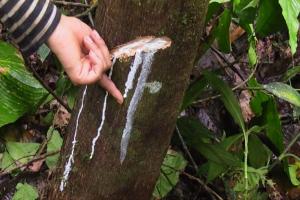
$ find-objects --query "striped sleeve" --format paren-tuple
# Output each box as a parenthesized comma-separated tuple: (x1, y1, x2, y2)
(0, 0, 61, 56)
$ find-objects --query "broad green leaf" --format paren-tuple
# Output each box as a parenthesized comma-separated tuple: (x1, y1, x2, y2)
(177, 117, 214, 145)
(249, 78, 269, 116)
(282, 66, 300, 82)
(288, 164, 300, 186)
(204, 71, 245, 131)
(262, 98, 284, 153)
(181, 78, 208, 110)
(248, 135, 270, 168)
(1, 151, 15, 171)
(215, 9, 232, 53)
(12, 183, 38, 200)
(205, 2, 222, 24)
(0, 41, 48, 127)
(248, 80, 284, 153)
(242, 0, 259, 10)
(46, 127, 62, 169)
(279, 0, 300, 54)
(207, 161, 227, 182)
(219, 133, 243, 150)
(153, 150, 187, 198)
(1, 142, 40, 170)
(233, 0, 258, 23)
(249, 79, 284, 154)
(256, 0, 286, 37)
(197, 141, 241, 167)
(263, 82, 300, 107)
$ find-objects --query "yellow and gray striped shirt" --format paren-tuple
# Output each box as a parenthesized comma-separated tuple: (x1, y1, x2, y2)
(0, 0, 61, 56)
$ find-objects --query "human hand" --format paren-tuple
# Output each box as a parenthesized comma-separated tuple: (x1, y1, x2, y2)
(47, 15, 123, 104)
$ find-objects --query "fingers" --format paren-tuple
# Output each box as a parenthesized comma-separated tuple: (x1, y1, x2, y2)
(73, 56, 123, 104)
(99, 74, 124, 104)
(90, 30, 111, 66)
(89, 50, 104, 74)
(83, 32, 111, 70)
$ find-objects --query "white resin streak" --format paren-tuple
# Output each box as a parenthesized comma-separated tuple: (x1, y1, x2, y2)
(120, 51, 156, 163)
(123, 51, 143, 98)
(89, 58, 117, 159)
(60, 85, 88, 192)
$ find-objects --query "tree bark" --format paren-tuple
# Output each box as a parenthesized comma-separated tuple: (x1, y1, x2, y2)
(48, 0, 209, 199)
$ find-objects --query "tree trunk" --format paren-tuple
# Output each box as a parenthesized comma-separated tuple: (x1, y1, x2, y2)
(48, 1, 209, 199)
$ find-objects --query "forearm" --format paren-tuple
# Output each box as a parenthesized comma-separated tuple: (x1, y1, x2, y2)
(0, 0, 61, 56)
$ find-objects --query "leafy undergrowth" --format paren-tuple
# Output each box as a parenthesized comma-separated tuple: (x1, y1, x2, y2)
(1, 0, 300, 200)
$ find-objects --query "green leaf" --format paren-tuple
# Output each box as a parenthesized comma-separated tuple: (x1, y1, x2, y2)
(181, 78, 208, 110)
(279, 0, 300, 54)
(215, 9, 232, 53)
(209, 0, 230, 3)
(249, 78, 269, 116)
(207, 161, 227, 182)
(204, 71, 245, 131)
(233, 0, 258, 24)
(12, 183, 38, 200)
(248, 135, 270, 168)
(282, 66, 300, 82)
(288, 164, 300, 186)
(249, 80, 284, 153)
(197, 141, 242, 167)
(1, 142, 40, 170)
(262, 98, 284, 153)
(256, 0, 286, 37)
(37, 44, 50, 63)
(46, 127, 62, 169)
(1, 151, 15, 171)
(205, 2, 222, 24)
(153, 150, 187, 198)
(248, 37, 257, 66)
(263, 82, 300, 107)
(219, 133, 243, 150)
(177, 117, 214, 146)
(0, 41, 48, 127)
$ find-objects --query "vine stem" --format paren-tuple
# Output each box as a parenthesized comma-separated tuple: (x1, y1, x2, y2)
(269, 132, 300, 170)
(175, 126, 198, 171)
(242, 127, 249, 199)
(25, 59, 72, 112)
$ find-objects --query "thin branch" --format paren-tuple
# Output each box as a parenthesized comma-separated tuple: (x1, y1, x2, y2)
(210, 46, 245, 80)
(175, 126, 198, 171)
(269, 132, 300, 170)
(36, 127, 55, 156)
(182, 171, 224, 200)
(52, 0, 90, 7)
(162, 164, 223, 200)
(84, 0, 95, 27)
(0, 151, 59, 176)
(25, 60, 72, 112)
(75, 2, 98, 18)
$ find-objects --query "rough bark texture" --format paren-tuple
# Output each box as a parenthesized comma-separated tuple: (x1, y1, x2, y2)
(49, 1, 209, 199)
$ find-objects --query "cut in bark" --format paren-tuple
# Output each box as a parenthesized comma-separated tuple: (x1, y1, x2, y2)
(48, 1, 209, 199)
